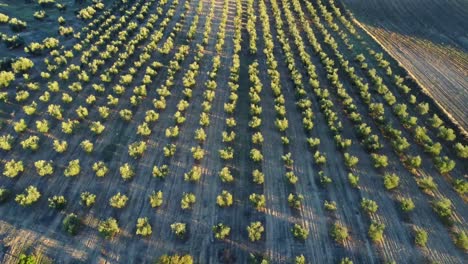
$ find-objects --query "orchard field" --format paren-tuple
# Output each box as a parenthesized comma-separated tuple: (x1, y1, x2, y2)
(0, 0, 466, 263)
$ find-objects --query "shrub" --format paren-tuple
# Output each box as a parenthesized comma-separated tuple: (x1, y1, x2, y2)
(0, 134, 13, 151)
(216, 190, 233, 207)
(48, 195, 67, 210)
(80, 140, 94, 153)
(344, 153, 358, 168)
(295, 255, 306, 264)
(120, 163, 135, 180)
(12, 57, 34, 72)
(156, 254, 193, 264)
(171, 222, 187, 238)
(218, 167, 234, 183)
(128, 141, 147, 158)
(152, 165, 169, 178)
(348, 173, 359, 188)
(64, 159, 80, 177)
(340, 257, 353, 264)
(80, 192, 96, 207)
(14, 119, 27, 133)
(181, 192, 196, 209)
(0, 187, 10, 203)
(92, 161, 108, 177)
(361, 198, 378, 214)
(454, 143, 468, 158)
(190, 146, 205, 160)
(184, 166, 202, 182)
(109, 193, 128, 209)
(136, 217, 152, 237)
(3, 159, 24, 178)
(368, 220, 385, 243)
(285, 171, 299, 184)
(292, 224, 309, 240)
(212, 223, 231, 240)
(324, 200, 337, 211)
(416, 176, 437, 194)
(149, 191, 163, 208)
(249, 193, 266, 210)
(414, 227, 428, 247)
(34, 160, 54, 176)
(252, 169, 264, 184)
(434, 156, 455, 174)
(63, 213, 80, 235)
(454, 230, 468, 250)
(53, 140, 68, 153)
(98, 217, 119, 239)
(0, 71, 14, 87)
(250, 149, 263, 162)
(383, 173, 399, 190)
(399, 197, 415, 212)
(433, 198, 453, 222)
(15, 186, 41, 206)
(247, 221, 264, 242)
(330, 222, 349, 243)
(371, 153, 388, 168)
(453, 179, 468, 195)
(288, 193, 304, 209)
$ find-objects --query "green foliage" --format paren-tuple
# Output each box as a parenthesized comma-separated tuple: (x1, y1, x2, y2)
(12, 57, 34, 72)
(184, 166, 202, 182)
(149, 191, 163, 208)
(15, 186, 41, 206)
(0, 187, 10, 203)
(156, 254, 193, 264)
(20, 136, 40, 151)
(344, 153, 358, 168)
(291, 224, 309, 240)
(247, 221, 264, 242)
(3, 159, 24, 178)
(0, 134, 14, 151)
(295, 255, 306, 264)
(109, 192, 128, 209)
(63, 213, 80, 235)
(453, 179, 468, 195)
(92, 161, 108, 177)
(128, 141, 147, 158)
(340, 257, 353, 264)
(64, 159, 80, 177)
(171, 222, 187, 238)
(399, 197, 415, 212)
(249, 193, 266, 210)
(48, 195, 67, 209)
(433, 198, 453, 222)
(383, 173, 399, 190)
(0, 71, 14, 88)
(368, 220, 385, 243)
(250, 149, 263, 162)
(190, 146, 205, 160)
(454, 230, 468, 250)
(330, 222, 349, 243)
(80, 140, 94, 153)
(212, 223, 231, 240)
(454, 143, 468, 158)
(216, 190, 233, 207)
(361, 198, 378, 214)
(152, 165, 169, 179)
(80, 192, 96, 207)
(252, 169, 264, 184)
(434, 156, 455, 174)
(136, 217, 152, 237)
(414, 227, 428, 247)
(98, 217, 119, 239)
(14, 119, 27, 133)
(53, 140, 68, 153)
(120, 163, 135, 180)
(285, 171, 299, 184)
(371, 153, 388, 168)
(324, 200, 337, 211)
(288, 193, 304, 209)
(416, 176, 437, 194)
(18, 253, 37, 264)
(348, 173, 359, 188)
(181, 192, 196, 209)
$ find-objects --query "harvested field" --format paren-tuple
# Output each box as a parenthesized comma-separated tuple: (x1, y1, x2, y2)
(0, 0, 466, 263)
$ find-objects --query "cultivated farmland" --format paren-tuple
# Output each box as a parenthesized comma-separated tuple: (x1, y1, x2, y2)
(0, 0, 466, 263)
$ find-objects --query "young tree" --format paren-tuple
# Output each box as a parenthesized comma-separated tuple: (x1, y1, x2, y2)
(288, 193, 304, 209)
(80, 192, 96, 207)
(414, 227, 428, 247)
(109, 193, 128, 209)
(330, 222, 349, 244)
(80, 140, 94, 153)
(250, 149, 263, 162)
(252, 169, 264, 184)
(368, 221, 385, 243)
(120, 163, 135, 180)
(219, 167, 234, 182)
(292, 224, 309, 240)
(181, 192, 196, 209)
(247, 221, 264, 242)
(63, 213, 80, 235)
(184, 166, 202, 182)
(399, 197, 415, 212)
(128, 141, 147, 158)
(361, 198, 378, 214)
(216, 190, 233, 207)
(433, 198, 453, 223)
(3, 159, 24, 178)
(371, 153, 388, 168)
(156, 254, 193, 264)
(136, 217, 152, 237)
(348, 173, 359, 188)
(149, 191, 163, 208)
(92, 161, 108, 177)
(98, 217, 119, 239)
(64, 159, 80, 177)
(249, 193, 266, 210)
(383, 173, 399, 190)
(48, 195, 67, 210)
(454, 230, 468, 250)
(212, 223, 231, 240)
(171, 222, 187, 238)
(0, 187, 10, 203)
(15, 185, 41, 206)
(152, 165, 169, 179)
